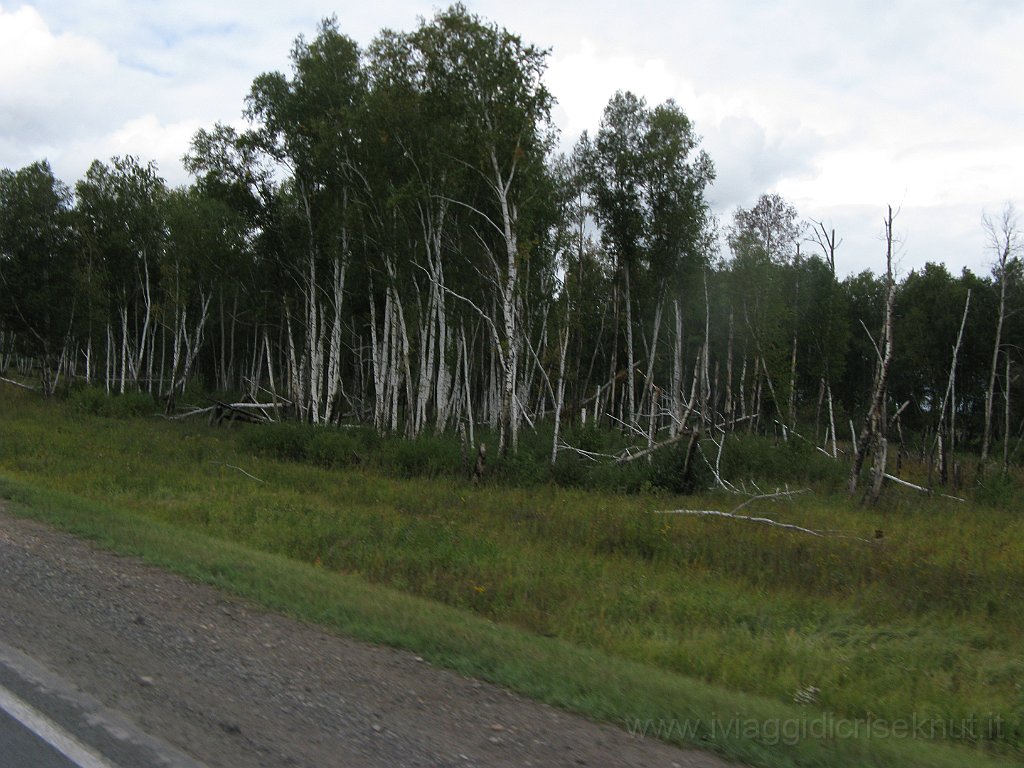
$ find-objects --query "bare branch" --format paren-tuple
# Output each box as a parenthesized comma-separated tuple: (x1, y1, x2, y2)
(614, 430, 695, 464)
(654, 489, 872, 542)
(883, 472, 965, 502)
(0, 376, 39, 392)
(209, 462, 266, 484)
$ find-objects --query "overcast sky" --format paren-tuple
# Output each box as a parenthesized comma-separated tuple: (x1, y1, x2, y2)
(2, 0, 1021, 276)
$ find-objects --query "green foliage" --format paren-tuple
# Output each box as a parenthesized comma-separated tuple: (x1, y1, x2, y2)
(652, 440, 708, 494)
(239, 423, 314, 461)
(974, 472, 1021, 509)
(235, 419, 714, 495)
(305, 429, 369, 468)
(718, 434, 847, 488)
(66, 387, 156, 418)
(239, 422, 462, 478)
(550, 453, 587, 487)
(491, 448, 550, 486)
(0, 161, 78, 391)
(375, 434, 463, 479)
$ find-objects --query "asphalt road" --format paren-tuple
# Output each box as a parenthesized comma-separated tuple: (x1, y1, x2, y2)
(0, 705, 79, 768)
(0, 639, 201, 768)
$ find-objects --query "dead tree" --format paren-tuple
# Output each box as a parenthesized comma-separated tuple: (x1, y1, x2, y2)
(473, 442, 487, 483)
(848, 207, 897, 502)
(809, 220, 841, 457)
(930, 289, 971, 486)
(980, 204, 1021, 474)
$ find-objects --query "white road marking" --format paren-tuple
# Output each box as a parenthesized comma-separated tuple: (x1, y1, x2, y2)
(0, 682, 120, 768)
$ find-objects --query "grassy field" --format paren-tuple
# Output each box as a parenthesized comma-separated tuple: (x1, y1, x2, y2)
(0, 386, 1021, 767)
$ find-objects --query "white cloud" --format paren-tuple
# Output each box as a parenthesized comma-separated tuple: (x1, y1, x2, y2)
(0, 5, 117, 149)
(101, 115, 203, 182)
(547, 40, 690, 139)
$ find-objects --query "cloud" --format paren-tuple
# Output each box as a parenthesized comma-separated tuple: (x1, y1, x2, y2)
(0, 5, 118, 152)
(703, 115, 823, 214)
(99, 115, 204, 184)
(547, 40, 693, 140)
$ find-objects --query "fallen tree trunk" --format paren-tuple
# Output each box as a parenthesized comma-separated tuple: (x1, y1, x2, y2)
(654, 489, 874, 543)
(614, 430, 695, 465)
(0, 376, 38, 392)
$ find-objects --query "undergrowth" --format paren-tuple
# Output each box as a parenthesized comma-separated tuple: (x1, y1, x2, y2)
(0, 386, 1021, 763)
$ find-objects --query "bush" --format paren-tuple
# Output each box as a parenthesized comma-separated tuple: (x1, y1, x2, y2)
(376, 434, 463, 479)
(66, 388, 156, 418)
(586, 459, 653, 495)
(652, 440, 709, 494)
(239, 423, 314, 461)
(551, 453, 587, 488)
(492, 449, 550, 486)
(719, 433, 845, 487)
(232, 419, 849, 497)
(306, 430, 366, 468)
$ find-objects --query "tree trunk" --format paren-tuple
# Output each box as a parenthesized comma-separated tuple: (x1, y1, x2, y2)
(671, 299, 683, 437)
(551, 320, 570, 466)
(623, 260, 636, 429)
(981, 205, 1018, 472)
(849, 207, 896, 501)
(1003, 352, 1012, 475)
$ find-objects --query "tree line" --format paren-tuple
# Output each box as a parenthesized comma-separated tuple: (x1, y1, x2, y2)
(1, 5, 1021, 485)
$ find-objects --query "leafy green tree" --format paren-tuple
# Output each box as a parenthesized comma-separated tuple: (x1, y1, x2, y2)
(725, 193, 801, 431)
(404, 4, 557, 453)
(242, 18, 366, 423)
(730, 193, 801, 265)
(892, 263, 968, 423)
(75, 156, 168, 392)
(581, 91, 714, 428)
(794, 254, 848, 445)
(0, 161, 78, 393)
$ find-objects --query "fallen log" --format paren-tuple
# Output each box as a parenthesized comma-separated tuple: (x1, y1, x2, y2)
(613, 430, 695, 465)
(882, 472, 965, 502)
(653, 488, 874, 543)
(0, 376, 38, 392)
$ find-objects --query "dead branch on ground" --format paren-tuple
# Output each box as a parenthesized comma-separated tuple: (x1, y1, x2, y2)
(654, 489, 875, 543)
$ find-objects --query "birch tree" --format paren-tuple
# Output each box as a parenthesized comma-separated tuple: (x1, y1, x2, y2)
(582, 92, 714, 432)
(244, 18, 363, 423)
(408, 4, 556, 455)
(0, 161, 79, 394)
(75, 156, 167, 393)
(980, 204, 1021, 472)
(848, 207, 897, 502)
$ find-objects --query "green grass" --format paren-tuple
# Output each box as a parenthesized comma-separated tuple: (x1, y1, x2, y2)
(0, 386, 1021, 767)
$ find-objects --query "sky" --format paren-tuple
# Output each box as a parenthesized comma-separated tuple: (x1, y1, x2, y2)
(1, 0, 1021, 277)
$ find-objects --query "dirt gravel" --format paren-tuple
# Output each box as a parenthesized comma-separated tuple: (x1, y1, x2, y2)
(0, 507, 737, 768)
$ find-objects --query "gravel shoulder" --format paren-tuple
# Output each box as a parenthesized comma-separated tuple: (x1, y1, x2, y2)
(0, 506, 736, 768)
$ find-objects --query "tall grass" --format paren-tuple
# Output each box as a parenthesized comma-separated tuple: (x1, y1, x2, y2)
(0, 386, 1021, 762)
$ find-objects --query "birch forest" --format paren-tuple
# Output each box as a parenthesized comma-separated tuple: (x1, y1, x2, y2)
(1, 6, 1022, 480)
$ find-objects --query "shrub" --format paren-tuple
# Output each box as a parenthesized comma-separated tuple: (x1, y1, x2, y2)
(492, 448, 550, 486)
(719, 433, 845, 487)
(586, 459, 653, 495)
(306, 430, 365, 468)
(376, 434, 463, 479)
(66, 388, 156, 418)
(651, 440, 710, 494)
(239, 423, 314, 461)
(551, 453, 587, 488)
